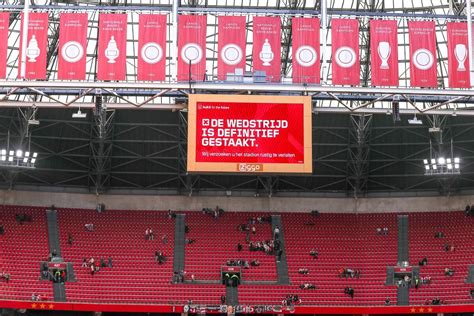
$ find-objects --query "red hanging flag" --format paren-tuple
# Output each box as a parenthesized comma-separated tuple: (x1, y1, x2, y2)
(292, 17, 320, 84)
(447, 22, 470, 88)
(58, 13, 88, 80)
(97, 14, 127, 81)
(18, 12, 49, 80)
(218, 16, 246, 81)
(177, 15, 207, 82)
(331, 19, 360, 85)
(0, 12, 9, 79)
(370, 19, 399, 86)
(408, 21, 438, 88)
(252, 16, 281, 82)
(138, 14, 167, 81)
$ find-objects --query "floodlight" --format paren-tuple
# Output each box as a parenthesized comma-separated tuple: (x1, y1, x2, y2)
(23, 158, 28, 163)
(1, 149, 6, 155)
(33, 152, 38, 158)
(25, 152, 30, 157)
(8, 156, 13, 162)
(72, 109, 87, 119)
(9, 150, 14, 156)
(447, 164, 453, 170)
(454, 157, 460, 163)
(438, 157, 445, 165)
(16, 150, 23, 157)
(1, 156, 5, 161)
(424, 165, 430, 170)
(31, 158, 36, 164)
(454, 164, 459, 169)
(431, 159, 436, 164)
(446, 158, 451, 164)
(423, 159, 428, 165)
(432, 165, 437, 170)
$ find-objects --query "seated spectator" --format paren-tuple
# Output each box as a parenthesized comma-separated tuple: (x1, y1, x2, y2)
(421, 276, 431, 284)
(185, 238, 195, 244)
(243, 261, 250, 269)
(376, 227, 382, 235)
(273, 226, 280, 239)
(250, 259, 260, 266)
(299, 283, 316, 290)
(382, 227, 389, 235)
(149, 228, 154, 240)
(434, 232, 445, 238)
(431, 297, 441, 305)
(419, 257, 428, 266)
(444, 267, 454, 277)
(251, 226, 256, 234)
(470, 289, 474, 299)
(191, 274, 195, 282)
(162, 234, 168, 244)
(67, 234, 73, 245)
(298, 268, 309, 274)
(385, 298, 390, 306)
(100, 258, 106, 268)
(444, 244, 455, 252)
(84, 223, 94, 231)
(108, 257, 113, 268)
(145, 228, 150, 240)
(414, 276, 420, 289)
(220, 295, 226, 304)
(309, 249, 318, 258)
(344, 287, 354, 298)
(237, 243, 243, 251)
(1, 271, 10, 282)
(81, 258, 87, 267)
(31, 293, 38, 301)
(0, 225, 4, 235)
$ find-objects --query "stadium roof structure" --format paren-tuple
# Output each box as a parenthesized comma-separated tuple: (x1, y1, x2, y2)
(0, 0, 473, 198)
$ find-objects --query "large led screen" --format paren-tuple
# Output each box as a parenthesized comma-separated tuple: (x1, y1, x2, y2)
(187, 94, 312, 174)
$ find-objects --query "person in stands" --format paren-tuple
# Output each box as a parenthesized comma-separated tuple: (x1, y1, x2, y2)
(237, 243, 243, 251)
(310, 249, 318, 258)
(0, 225, 4, 235)
(1, 271, 10, 282)
(251, 259, 260, 266)
(67, 234, 73, 245)
(444, 267, 455, 277)
(298, 268, 309, 274)
(274, 226, 280, 239)
(344, 287, 354, 298)
(300, 283, 316, 290)
(220, 295, 226, 304)
(419, 257, 428, 266)
(82, 258, 87, 267)
(108, 257, 113, 268)
(149, 228, 154, 240)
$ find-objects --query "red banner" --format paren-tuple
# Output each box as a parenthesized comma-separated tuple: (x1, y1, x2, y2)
(447, 22, 470, 88)
(178, 15, 207, 82)
(58, 13, 88, 80)
(218, 16, 246, 81)
(252, 17, 281, 82)
(97, 14, 127, 81)
(138, 14, 167, 81)
(0, 12, 8, 79)
(292, 17, 320, 84)
(408, 21, 437, 87)
(18, 12, 49, 79)
(370, 19, 399, 86)
(331, 19, 360, 85)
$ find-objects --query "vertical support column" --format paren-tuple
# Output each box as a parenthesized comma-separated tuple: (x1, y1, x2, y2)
(170, 0, 179, 82)
(347, 114, 372, 198)
(90, 93, 115, 194)
(467, 0, 474, 85)
(20, 0, 30, 79)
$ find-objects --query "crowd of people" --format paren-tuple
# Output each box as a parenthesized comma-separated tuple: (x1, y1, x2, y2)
(202, 206, 224, 218)
(81, 256, 113, 274)
(1, 271, 10, 282)
(145, 228, 155, 240)
(376, 227, 389, 235)
(339, 267, 361, 278)
(15, 213, 32, 224)
(344, 286, 355, 298)
(282, 294, 301, 306)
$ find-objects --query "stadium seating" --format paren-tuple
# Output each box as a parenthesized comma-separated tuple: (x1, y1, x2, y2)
(408, 211, 473, 305)
(0, 205, 472, 307)
(0, 205, 53, 301)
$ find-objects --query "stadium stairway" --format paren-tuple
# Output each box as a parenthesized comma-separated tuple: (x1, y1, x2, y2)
(46, 209, 67, 302)
(46, 209, 62, 257)
(271, 215, 289, 285)
(226, 285, 239, 305)
(397, 215, 409, 264)
(467, 265, 474, 283)
(396, 215, 410, 306)
(173, 214, 186, 275)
